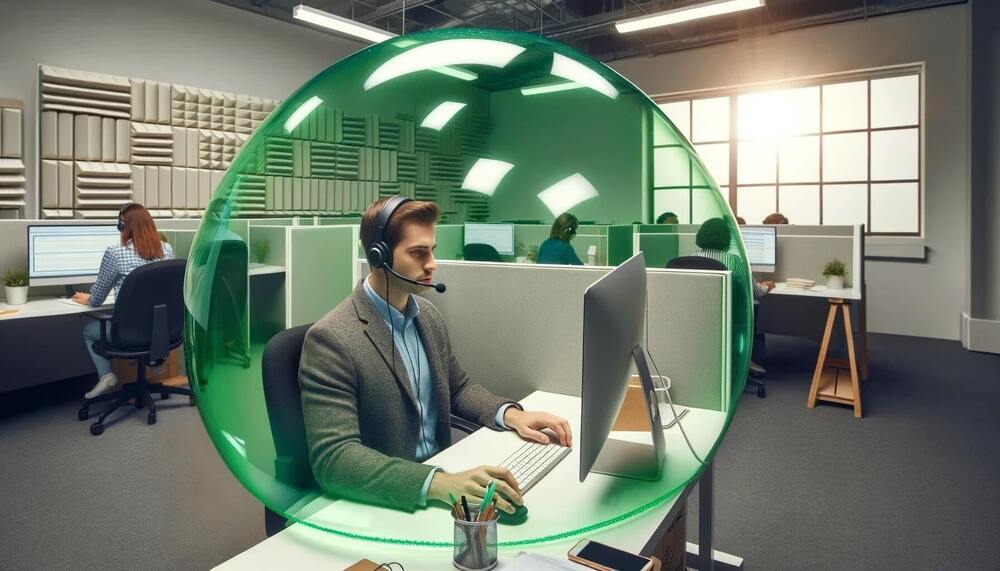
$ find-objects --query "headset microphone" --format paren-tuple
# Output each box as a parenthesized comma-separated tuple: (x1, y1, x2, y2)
(384, 265, 447, 293)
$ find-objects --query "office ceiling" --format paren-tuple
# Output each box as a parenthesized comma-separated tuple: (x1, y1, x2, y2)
(213, 0, 965, 62)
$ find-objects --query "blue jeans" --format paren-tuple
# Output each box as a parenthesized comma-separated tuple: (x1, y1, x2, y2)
(82, 320, 112, 377)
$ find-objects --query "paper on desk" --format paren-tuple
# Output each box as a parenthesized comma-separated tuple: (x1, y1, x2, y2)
(506, 551, 585, 570)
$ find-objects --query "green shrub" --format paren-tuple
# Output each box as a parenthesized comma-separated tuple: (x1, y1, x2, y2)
(3, 268, 28, 287)
(822, 259, 847, 278)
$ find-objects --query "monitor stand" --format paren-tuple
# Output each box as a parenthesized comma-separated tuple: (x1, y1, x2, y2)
(590, 345, 667, 481)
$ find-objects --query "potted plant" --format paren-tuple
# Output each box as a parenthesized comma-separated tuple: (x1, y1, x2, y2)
(822, 259, 847, 290)
(251, 240, 270, 264)
(3, 267, 29, 305)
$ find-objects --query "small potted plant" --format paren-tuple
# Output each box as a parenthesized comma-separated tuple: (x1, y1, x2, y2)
(3, 267, 29, 305)
(252, 240, 270, 264)
(822, 259, 847, 290)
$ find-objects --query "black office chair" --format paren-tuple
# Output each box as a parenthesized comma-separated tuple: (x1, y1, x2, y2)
(665, 255, 766, 398)
(78, 259, 194, 435)
(463, 243, 503, 262)
(260, 325, 479, 536)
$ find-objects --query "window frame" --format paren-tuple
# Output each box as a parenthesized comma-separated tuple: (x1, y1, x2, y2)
(650, 63, 924, 237)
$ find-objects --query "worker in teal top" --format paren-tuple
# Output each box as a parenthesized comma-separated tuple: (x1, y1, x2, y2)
(537, 213, 583, 265)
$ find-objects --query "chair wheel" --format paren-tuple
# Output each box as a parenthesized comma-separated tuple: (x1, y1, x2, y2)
(161, 392, 170, 400)
(90, 423, 104, 436)
(189, 395, 195, 406)
(147, 412, 157, 425)
(757, 386, 766, 398)
(78, 408, 89, 421)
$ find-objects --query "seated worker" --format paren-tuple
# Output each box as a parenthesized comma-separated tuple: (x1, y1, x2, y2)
(537, 213, 583, 265)
(694, 217, 773, 300)
(762, 212, 789, 225)
(73, 203, 174, 398)
(656, 211, 680, 224)
(299, 197, 573, 514)
(695, 217, 772, 376)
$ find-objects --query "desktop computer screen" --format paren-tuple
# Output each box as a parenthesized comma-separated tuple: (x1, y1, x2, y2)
(28, 225, 120, 286)
(463, 223, 515, 256)
(740, 226, 777, 273)
(579, 252, 665, 483)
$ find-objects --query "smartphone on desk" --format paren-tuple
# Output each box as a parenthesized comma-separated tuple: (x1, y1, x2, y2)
(568, 539, 655, 571)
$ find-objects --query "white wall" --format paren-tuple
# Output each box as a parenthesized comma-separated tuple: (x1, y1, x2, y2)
(610, 4, 970, 341)
(0, 0, 365, 217)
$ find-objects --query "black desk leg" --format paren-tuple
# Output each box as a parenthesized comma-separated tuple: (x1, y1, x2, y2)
(686, 460, 744, 570)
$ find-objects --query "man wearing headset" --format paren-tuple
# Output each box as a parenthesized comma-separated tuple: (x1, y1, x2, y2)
(299, 197, 572, 514)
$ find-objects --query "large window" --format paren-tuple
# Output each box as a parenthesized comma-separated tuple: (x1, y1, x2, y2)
(653, 68, 922, 235)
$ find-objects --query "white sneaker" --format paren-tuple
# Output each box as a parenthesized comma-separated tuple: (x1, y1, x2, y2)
(85, 372, 120, 399)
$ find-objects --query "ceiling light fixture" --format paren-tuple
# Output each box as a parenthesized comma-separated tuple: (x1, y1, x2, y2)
(293, 4, 395, 43)
(615, 0, 765, 34)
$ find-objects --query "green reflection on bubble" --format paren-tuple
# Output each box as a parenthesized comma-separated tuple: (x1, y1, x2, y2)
(184, 27, 752, 546)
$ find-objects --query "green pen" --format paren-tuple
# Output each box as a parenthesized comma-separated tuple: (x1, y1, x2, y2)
(479, 480, 496, 513)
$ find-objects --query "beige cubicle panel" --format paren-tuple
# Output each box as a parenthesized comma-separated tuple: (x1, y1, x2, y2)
(425, 261, 732, 412)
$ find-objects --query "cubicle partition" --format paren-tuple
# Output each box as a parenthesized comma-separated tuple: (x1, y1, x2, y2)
(425, 261, 732, 412)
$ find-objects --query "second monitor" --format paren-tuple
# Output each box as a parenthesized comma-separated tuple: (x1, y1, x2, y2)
(463, 223, 514, 256)
(740, 226, 777, 273)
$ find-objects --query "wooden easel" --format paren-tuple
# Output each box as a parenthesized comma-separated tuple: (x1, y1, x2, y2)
(808, 298, 867, 418)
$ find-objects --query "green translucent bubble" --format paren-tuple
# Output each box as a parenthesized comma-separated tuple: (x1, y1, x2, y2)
(184, 28, 752, 546)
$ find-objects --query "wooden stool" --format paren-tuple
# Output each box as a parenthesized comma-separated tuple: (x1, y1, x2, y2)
(808, 298, 864, 418)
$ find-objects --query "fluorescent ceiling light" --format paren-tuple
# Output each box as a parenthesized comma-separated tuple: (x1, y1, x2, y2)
(537, 173, 599, 217)
(421, 102, 467, 131)
(550, 54, 619, 99)
(283, 95, 323, 133)
(615, 0, 765, 34)
(432, 66, 479, 82)
(364, 39, 525, 90)
(521, 82, 585, 96)
(293, 4, 395, 43)
(462, 159, 514, 196)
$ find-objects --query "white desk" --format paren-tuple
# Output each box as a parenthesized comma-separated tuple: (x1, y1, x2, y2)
(0, 296, 113, 321)
(215, 391, 740, 570)
(769, 281, 860, 301)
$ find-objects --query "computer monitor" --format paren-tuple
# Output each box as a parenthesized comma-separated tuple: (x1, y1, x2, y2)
(463, 223, 515, 256)
(579, 252, 665, 482)
(740, 226, 777, 273)
(28, 224, 120, 286)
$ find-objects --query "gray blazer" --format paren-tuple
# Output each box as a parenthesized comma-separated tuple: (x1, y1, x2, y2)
(299, 281, 515, 512)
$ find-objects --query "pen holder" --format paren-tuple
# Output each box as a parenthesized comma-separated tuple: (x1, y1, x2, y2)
(453, 507, 499, 571)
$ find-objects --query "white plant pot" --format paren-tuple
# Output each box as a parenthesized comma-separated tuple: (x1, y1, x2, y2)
(826, 276, 844, 290)
(4, 285, 28, 305)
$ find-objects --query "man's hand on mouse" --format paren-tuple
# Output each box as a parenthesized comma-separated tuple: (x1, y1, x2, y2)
(429, 465, 522, 513)
(503, 408, 573, 447)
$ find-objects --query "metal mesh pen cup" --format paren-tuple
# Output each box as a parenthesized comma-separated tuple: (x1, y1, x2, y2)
(453, 507, 499, 571)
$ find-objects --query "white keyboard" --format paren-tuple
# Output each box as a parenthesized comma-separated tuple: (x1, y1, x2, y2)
(58, 294, 115, 306)
(498, 441, 571, 494)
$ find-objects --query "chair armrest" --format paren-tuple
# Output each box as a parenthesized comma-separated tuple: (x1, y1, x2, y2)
(85, 311, 114, 344)
(449, 415, 478, 435)
(85, 310, 113, 322)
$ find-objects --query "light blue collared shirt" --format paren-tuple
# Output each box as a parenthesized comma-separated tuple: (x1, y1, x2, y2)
(363, 278, 514, 506)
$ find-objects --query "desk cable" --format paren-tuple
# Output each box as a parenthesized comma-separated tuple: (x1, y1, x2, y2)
(373, 562, 404, 571)
(645, 307, 706, 466)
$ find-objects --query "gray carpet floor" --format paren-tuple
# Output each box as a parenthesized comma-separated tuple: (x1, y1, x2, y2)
(1, 333, 998, 570)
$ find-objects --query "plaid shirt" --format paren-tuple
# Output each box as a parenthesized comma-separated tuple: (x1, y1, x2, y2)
(694, 248, 768, 300)
(89, 241, 174, 306)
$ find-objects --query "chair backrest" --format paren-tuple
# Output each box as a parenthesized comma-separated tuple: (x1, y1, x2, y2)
(261, 324, 316, 488)
(463, 243, 503, 262)
(111, 259, 186, 350)
(666, 255, 727, 272)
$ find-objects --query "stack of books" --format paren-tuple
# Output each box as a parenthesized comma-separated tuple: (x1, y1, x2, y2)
(785, 278, 816, 290)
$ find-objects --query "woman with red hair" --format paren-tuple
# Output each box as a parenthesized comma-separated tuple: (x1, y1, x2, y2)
(73, 203, 174, 398)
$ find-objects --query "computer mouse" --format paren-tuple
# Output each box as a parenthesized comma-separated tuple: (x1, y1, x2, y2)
(497, 502, 528, 525)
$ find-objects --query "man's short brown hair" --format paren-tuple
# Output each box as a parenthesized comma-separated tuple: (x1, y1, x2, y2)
(360, 197, 441, 253)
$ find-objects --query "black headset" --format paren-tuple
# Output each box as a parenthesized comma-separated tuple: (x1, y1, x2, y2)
(117, 202, 140, 232)
(365, 195, 411, 270)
